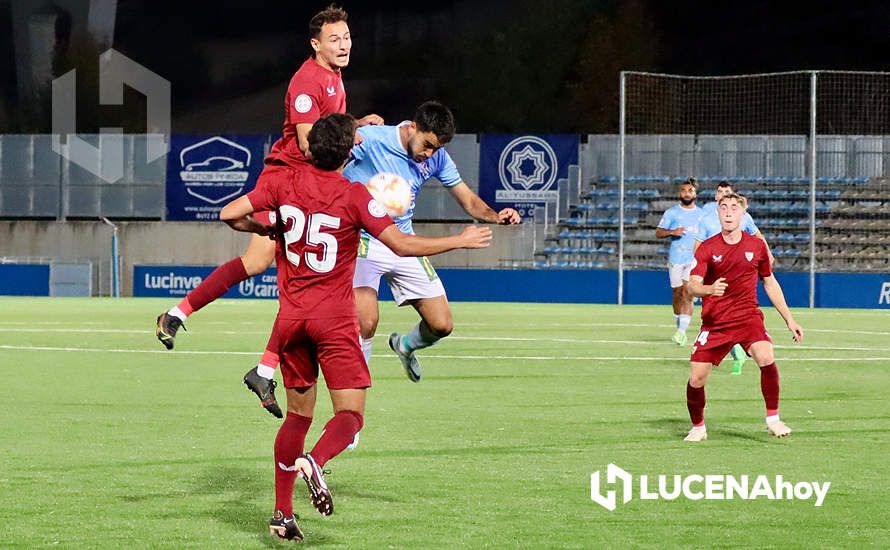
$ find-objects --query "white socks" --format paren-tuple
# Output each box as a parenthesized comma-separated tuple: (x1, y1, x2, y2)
(678, 314, 692, 332)
(168, 306, 188, 321)
(402, 322, 441, 353)
(256, 364, 276, 380)
(361, 337, 373, 364)
(765, 414, 780, 425)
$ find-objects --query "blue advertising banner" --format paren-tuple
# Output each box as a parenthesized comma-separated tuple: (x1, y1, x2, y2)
(133, 265, 278, 299)
(478, 134, 579, 219)
(0, 264, 50, 296)
(816, 273, 890, 308)
(166, 135, 270, 221)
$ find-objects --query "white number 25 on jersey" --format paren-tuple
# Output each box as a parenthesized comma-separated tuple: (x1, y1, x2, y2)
(279, 205, 341, 273)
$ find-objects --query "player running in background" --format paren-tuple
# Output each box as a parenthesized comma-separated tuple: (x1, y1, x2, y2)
(655, 177, 703, 346)
(155, 5, 381, 417)
(345, 101, 521, 382)
(219, 113, 492, 541)
(695, 182, 774, 374)
(683, 192, 803, 442)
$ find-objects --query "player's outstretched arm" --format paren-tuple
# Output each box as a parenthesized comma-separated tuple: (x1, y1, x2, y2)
(761, 274, 804, 342)
(376, 224, 492, 257)
(687, 275, 727, 298)
(219, 196, 275, 237)
(447, 182, 521, 225)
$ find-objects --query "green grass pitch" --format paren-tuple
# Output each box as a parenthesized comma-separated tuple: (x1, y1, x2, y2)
(1, 297, 888, 548)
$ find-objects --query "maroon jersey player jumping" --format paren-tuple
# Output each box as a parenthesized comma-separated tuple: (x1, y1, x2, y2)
(220, 113, 491, 542)
(156, 5, 383, 418)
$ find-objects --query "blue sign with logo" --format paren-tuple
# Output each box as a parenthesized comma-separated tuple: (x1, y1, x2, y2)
(133, 265, 278, 299)
(166, 135, 270, 221)
(478, 134, 579, 219)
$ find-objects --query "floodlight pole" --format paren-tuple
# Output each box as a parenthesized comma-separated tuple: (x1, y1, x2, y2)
(617, 72, 626, 305)
(808, 71, 817, 309)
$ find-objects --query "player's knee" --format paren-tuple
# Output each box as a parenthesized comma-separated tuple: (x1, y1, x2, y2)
(241, 252, 273, 275)
(688, 372, 708, 387)
(756, 353, 775, 367)
(359, 316, 378, 339)
(427, 318, 453, 338)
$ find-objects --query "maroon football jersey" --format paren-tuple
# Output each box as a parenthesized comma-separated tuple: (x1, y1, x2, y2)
(247, 165, 392, 319)
(691, 231, 772, 329)
(265, 57, 347, 167)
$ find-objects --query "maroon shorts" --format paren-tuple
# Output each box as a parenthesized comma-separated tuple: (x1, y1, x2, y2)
(253, 163, 293, 225)
(690, 320, 772, 366)
(275, 315, 370, 390)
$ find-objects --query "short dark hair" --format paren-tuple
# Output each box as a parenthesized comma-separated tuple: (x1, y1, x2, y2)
(718, 192, 743, 206)
(716, 180, 733, 191)
(308, 113, 356, 170)
(414, 101, 455, 145)
(680, 176, 697, 190)
(309, 4, 348, 40)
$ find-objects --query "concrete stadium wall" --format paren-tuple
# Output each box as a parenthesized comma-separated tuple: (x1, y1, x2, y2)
(0, 220, 532, 296)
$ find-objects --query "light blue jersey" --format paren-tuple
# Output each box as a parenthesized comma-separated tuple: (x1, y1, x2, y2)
(657, 204, 703, 264)
(698, 201, 759, 240)
(343, 123, 462, 235)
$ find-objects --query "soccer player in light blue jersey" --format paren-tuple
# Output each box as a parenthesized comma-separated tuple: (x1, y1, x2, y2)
(344, 101, 521, 382)
(695, 181, 774, 374)
(655, 178, 703, 346)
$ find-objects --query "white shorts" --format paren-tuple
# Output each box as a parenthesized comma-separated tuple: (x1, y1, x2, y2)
(668, 261, 695, 288)
(353, 235, 446, 305)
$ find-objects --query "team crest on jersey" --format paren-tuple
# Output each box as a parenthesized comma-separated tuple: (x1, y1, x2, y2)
(325, 85, 336, 97)
(367, 198, 386, 218)
(294, 94, 312, 113)
(712, 254, 723, 263)
(417, 161, 432, 180)
(745, 252, 754, 261)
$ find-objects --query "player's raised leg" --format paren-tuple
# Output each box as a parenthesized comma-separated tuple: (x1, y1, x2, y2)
(270, 385, 315, 540)
(684, 360, 712, 441)
(244, 326, 283, 418)
(296, 388, 366, 517)
(155, 234, 275, 349)
(748, 340, 791, 437)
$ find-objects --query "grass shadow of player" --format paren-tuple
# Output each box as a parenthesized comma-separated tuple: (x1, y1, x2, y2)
(645, 417, 690, 438)
(190, 465, 338, 547)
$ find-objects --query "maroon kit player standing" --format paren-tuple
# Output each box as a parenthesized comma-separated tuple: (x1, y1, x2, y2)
(683, 192, 804, 442)
(155, 5, 382, 417)
(220, 113, 492, 542)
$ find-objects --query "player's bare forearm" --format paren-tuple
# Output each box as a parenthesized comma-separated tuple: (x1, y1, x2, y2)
(448, 183, 520, 224)
(225, 216, 274, 236)
(688, 275, 726, 297)
(377, 225, 492, 257)
(763, 275, 804, 342)
(763, 276, 792, 322)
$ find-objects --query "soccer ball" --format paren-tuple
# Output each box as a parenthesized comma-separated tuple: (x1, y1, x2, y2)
(366, 172, 411, 218)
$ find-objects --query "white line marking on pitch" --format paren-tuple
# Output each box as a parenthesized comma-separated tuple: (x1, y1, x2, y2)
(1, 344, 888, 362)
(0, 330, 886, 353)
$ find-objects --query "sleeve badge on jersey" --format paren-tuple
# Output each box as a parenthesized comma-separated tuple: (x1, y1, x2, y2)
(367, 198, 386, 218)
(294, 94, 313, 114)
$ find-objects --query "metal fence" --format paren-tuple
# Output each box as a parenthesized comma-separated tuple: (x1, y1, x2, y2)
(0, 134, 166, 219)
(537, 71, 890, 307)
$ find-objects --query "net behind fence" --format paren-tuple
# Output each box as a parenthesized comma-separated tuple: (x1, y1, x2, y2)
(537, 71, 890, 282)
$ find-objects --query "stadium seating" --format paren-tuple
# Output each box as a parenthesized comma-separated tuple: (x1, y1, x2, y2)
(534, 176, 890, 272)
